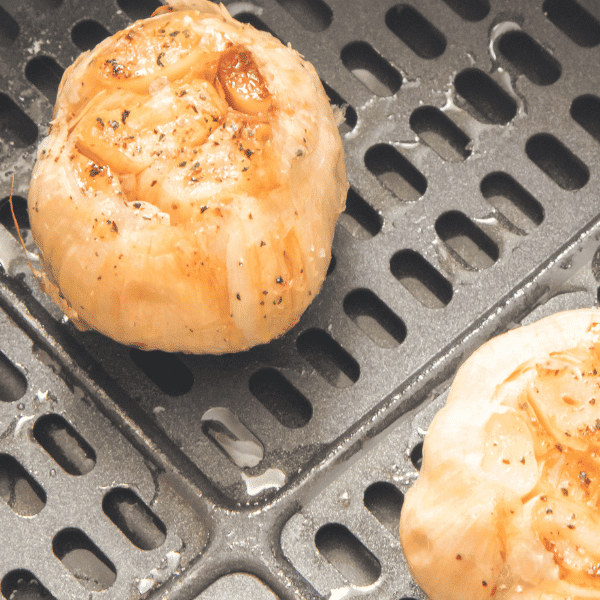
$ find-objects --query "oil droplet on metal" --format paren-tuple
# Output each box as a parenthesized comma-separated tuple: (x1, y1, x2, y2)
(242, 468, 286, 496)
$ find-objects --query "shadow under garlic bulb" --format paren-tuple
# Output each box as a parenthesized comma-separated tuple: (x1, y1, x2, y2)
(28, 0, 347, 353)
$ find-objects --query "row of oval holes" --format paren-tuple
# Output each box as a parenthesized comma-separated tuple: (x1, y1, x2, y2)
(0, 353, 421, 597)
(1, 0, 598, 44)
(358, 88, 599, 199)
(2, 0, 600, 144)
(0, 441, 423, 600)
(336, 1, 599, 98)
(313, 442, 423, 588)
(0, 414, 166, 595)
(0, 0, 519, 44)
(2, 343, 380, 477)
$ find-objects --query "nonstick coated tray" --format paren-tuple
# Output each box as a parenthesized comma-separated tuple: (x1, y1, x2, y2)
(1, 0, 600, 598)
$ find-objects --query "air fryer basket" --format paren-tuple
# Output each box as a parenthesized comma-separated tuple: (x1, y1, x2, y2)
(1, 0, 600, 598)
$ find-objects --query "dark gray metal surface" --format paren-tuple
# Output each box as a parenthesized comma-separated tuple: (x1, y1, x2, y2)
(0, 0, 600, 598)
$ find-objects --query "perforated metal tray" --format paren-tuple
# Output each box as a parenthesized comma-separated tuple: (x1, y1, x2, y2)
(1, 0, 600, 598)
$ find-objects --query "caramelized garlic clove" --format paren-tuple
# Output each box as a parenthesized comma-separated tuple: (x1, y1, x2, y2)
(219, 45, 271, 115)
